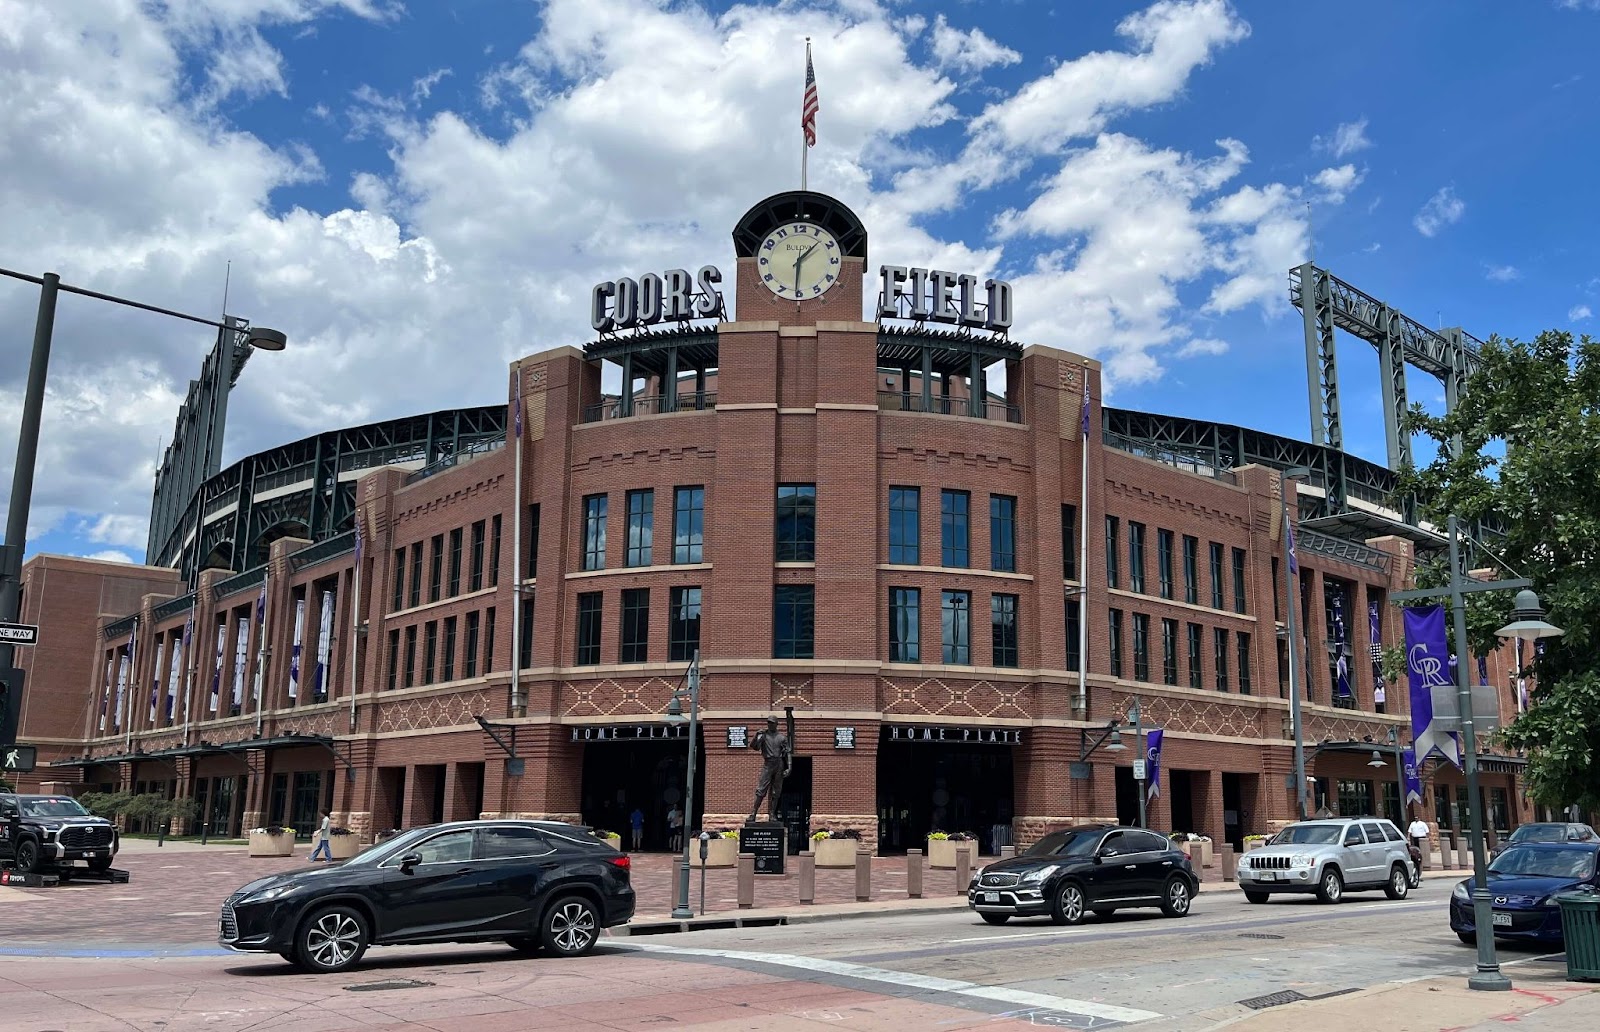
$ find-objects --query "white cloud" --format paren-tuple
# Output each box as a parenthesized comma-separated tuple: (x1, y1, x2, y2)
(1571, 304, 1593, 321)
(1177, 338, 1229, 358)
(84, 550, 134, 564)
(929, 15, 1021, 76)
(1312, 164, 1363, 203)
(1414, 186, 1465, 236)
(1312, 118, 1372, 159)
(81, 514, 151, 550)
(1484, 264, 1520, 282)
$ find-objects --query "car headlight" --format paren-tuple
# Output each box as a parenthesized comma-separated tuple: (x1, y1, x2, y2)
(1290, 855, 1316, 867)
(246, 883, 300, 902)
(1452, 882, 1470, 901)
(1020, 865, 1059, 884)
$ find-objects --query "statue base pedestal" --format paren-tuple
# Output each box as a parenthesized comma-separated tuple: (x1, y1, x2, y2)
(739, 822, 787, 875)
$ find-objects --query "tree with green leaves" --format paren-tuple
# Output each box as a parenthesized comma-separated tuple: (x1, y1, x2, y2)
(1395, 330, 1600, 812)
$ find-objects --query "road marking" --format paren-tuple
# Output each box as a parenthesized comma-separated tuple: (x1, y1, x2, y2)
(623, 941, 1164, 1024)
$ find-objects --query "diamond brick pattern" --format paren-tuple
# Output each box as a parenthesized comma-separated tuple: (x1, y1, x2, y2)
(1112, 692, 1262, 739)
(879, 676, 1031, 719)
(771, 677, 813, 710)
(374, 688, 495, 734)
(561, 677, 681, 718)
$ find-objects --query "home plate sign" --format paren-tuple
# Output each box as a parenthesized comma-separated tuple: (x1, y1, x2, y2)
(0, 623, 39, 646)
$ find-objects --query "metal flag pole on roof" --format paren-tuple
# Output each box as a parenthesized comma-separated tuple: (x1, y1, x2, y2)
(349, 516, 363, 731)
(801, 38, 818, 191)
(1076, 364, 1091, 716)
(510, 363, 526, 717)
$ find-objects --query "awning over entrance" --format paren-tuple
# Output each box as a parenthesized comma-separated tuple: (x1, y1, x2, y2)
(52, 732, 356, 779)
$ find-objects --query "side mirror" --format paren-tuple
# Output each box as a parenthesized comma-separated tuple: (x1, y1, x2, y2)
(398, 851, 423, 873)
(1, 807, 18, 822)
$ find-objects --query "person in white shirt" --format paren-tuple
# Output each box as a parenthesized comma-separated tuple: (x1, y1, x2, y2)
(1407, 816, 1430, 854)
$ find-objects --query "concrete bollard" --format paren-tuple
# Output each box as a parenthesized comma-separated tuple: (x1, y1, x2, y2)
(737, 852, 755, 909)
(1000, 845, 1016, 859)
(955, 845, 972, 894)
(855, 848, 872, 902)
(1421, 844, 1434, 871)
(798, 850, 816, 905)
(1220, 844, 1237, 883)
(907, 848, 924, 899)
(1457, 839, 1471, 871)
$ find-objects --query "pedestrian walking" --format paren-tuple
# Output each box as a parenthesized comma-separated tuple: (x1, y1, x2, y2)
(667, 805, 683, 852)
(309, 810, 333, 862)
(630, 807, 644, 851)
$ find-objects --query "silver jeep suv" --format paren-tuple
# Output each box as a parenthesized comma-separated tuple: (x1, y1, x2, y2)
(1236, 817, 1413, 904)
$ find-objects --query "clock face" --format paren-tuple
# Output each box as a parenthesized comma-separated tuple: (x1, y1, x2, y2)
(756, 222, 841, 300)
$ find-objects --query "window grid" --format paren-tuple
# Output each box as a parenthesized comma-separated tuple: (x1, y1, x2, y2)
(888, 487, 920, 565)
(463, 611, 480, 679)
(441, 617, 457, 682)
(1129, 522, 1146, 593)
(1209, 542, 1224, 609)
(992, 594, 1019, 668)
(941, 490, 970, 568)
(1183, 535, 1198, 605)
(526, 503, 541, 579)
(1105, 517, 1120, 588)
(1237, 631, 1253, 695)
(889, 587, 920, 663)
(942, 590, 971, 664)
(1161, 618, 1178, 685)
(620, 588, 650, 663)
(408, 544, 423, 608)
(391, 548, 405, 611)
(626, 489, 654, 568)
(448, 528, 463, 596)
(1214, 627, 1230, 691)
(517, 597, 534, 670)
(673, 487, 704, 564)
(775, 485, 817, 562)
(773, 585, 815, 659)
(990, 495, 1017, 573)
(429, 535, 444, 603)
(1065, 598, 1081, 673)
(1157, 529, 1174, 600)
(575, 592, 602, 665)
(582, 495, 607, 572)
(1061, 504, 1078, 581)
(1132, 612, 1150, 681)
(403, 625, 417, 688)
(1231, 547, 1247, 614)
(669, 586, 701, 662)
(423, 621, 438, 684)
(1108, 609, 1123, 678)
(484, 608, 496, 673)
(1187, 622, 1203, 689)
(470, 520, 486, 591)
(386, 629, 400, 691)
(489, 514, 502, 588)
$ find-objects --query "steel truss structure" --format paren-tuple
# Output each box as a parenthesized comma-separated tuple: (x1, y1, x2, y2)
(1290, 263, 1484, 470)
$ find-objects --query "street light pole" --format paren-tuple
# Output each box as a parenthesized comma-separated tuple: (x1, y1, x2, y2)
(1387, 728, 1408, 825)
(669, 651, 701, 919)
(1130, 698, 1146, 829)
(1278, 466, 1311, 820)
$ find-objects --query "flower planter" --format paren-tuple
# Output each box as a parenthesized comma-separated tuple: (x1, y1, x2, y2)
(600, 834, 623, 851)
(812, 838, 859, 868)
(927, 838, 976, 869)
(248, 831, 295, 858)
(691, 837, 738, 868)
(1193, 839, 1213, 867)
(328, 834, 361, 860)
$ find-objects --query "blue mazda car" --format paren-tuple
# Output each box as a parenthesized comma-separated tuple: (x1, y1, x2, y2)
(1449, 841, 1600, 946)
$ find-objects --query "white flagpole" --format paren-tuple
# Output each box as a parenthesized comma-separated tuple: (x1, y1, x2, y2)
(348, 545, 362, 731)
(1076, 366, 1091, 716)
(510, 363, 525, 716)
(801, 38, 812, 192)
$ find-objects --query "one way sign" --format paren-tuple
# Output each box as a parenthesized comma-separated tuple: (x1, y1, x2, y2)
(0, 623, 39, 646)
(2, 745, 35, 773)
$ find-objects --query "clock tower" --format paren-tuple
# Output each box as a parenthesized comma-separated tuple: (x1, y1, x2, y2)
(730, 191, 869, 326)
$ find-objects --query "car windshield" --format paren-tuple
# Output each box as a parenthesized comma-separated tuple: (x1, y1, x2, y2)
(20, 797, 91, 818)
(1490, 846, 1597, 880)
(1271, 824, 1343, 845)
(1509, 825, 1568, 843)
(1025, 830, 1103, 858)
(342, 827, 435, 867)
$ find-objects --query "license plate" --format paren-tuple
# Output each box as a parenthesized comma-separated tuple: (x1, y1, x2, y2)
(1258, 871, 1281, 882)
(982, 892, 999, 903)
(1493, 913, 1513, 928)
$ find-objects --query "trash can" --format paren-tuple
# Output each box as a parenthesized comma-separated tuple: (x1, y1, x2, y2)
(1556, 891, 1600, 982)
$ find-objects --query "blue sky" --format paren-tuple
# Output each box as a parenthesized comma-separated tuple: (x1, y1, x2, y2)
(2, 0, 1598, 565)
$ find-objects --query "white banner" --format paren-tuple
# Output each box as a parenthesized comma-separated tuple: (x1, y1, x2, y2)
(288, 598, 305, 701)
(149, 640, 165, 724)
(209, 622, 226, 713)
(99, 655, 113, 731)
(231, 615, 249, 711)
(313, 590, 334, 698)
(113, 655, 128, 730)
(166, 632, 183, 723)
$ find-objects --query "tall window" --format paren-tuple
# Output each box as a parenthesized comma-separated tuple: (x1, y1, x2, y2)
(775, 484, 816, 561)
(1162, 618, 1178, 685)
(517, 597, 535, 669)
(423, 621, 438, 683)
(773, 585, 815, 658)
(1061, 504, 1078, 581)
(1187, 622, 1203, 689)
(441, 617, 457, 682)
(1105, 516, 1120, 588)
(485, 607, 496, 672)
(886, 587, 919, 662)
(1065, 598, 1081, 672)
(992, 594, 1019, 668)
(620, 588, 650, 662)
(942, 590, 971, 664)
(1157, 529, 1174, 599)
(408, 543, 423, 608)
(1128, 522, 1146, 593)
(1208, 542, 1224, 609)
(582, 495, 607, 571)
(1214, 627, 1230, 691)
(941, 490, 970, 567)
(888, 487, 920, 564)
(1132, 612, 1150, 681)
(575, 592, 602, 665)
(386, 629, 400, 691)
(669, 587, 701, 661)
(1237, 631, 1253, 695)
(990, 495, 1017, 572)
(527, 503, 541, 579)
(464, 611, 481, 678)
(489, 514, 502, 587)
(1231, 547, 1247, 614)
(403, 625, 417, 687)
(1182, 535, 1198, 604)
(1108, 608, 1123, 678)
(673, 486, 704, 564)
(429, 535, 444, 603)
(448, 528, 463, 596)
(625, 489, 654, 567)
(392, 548, 405, 611)
(470, 519, 487, 591)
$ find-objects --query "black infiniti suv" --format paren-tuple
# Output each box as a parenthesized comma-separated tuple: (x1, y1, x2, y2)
(219, 819, 635, 973)
(1, 792, 120, 873)
(968, 824, 1199, 925)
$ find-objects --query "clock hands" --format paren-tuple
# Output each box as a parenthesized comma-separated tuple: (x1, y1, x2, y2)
(792, 241, 821, 296)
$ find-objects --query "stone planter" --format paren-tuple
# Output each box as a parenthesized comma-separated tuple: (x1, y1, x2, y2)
(248, 831, 295, 858)
(691, 837, 738, 868)
(813, 838, 859, 868)
(927, 838, 977, 869)
(328, 834, 361, 860)
(600, 834, 622, 851)
(1193, 839, 1213, 867)
(1243, 839, 1268, 853)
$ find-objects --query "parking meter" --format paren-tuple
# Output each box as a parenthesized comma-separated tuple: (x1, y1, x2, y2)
(697, 832, 711, 915)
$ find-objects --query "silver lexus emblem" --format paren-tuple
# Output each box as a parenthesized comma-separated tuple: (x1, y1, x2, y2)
(1495, 896, 1508, 905)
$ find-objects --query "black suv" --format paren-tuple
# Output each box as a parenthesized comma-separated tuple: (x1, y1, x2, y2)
(968, 824, 1199, 925)
(1, 792, 120, 873)
(219, 819, 635, 973)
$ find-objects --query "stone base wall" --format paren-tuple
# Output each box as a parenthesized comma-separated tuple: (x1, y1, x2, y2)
(808, 814, 879, 854)
(337, 811, 374, 841)
(1013, 816, 1118, 848)
(242, 809, 263, 832)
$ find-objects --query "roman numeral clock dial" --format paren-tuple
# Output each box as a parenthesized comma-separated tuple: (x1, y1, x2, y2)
(757, 222, 841, 300)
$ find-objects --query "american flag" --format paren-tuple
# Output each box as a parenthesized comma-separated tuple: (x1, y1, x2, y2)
(801, 45, 819, 147)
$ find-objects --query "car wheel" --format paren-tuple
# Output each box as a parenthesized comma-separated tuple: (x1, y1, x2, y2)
(1161, 877, 1193, 918)
(295, 905, 370, 973)
(1244, 891, 1270, 905)
(541, 896, 600, 957)
(1457, 931, 1476, 946)
(505, 936, 543, 954)
(979, 913, 1010, 926)
(14, 839, 42, 874)
(1050, 882, 1087, 926)
(1384, 864, 1410, 900)
(1092, 908, 1116, 919)
(88, 856, 113, 872)
(1315, 867, 1344, 904)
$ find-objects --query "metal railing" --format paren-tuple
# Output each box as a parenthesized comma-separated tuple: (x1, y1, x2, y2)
(1297, 526, 1393, 573)
(212, 564, 267, 601)
(289, 529, 357, 570)
(580, 392, 718, 424)
(403, 436, 506, 486)
(876, 391, 1022, 424)
(152, 594, 197, 622)
(1102, 430, 1238, 483)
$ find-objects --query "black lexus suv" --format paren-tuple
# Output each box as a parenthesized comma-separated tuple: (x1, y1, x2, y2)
(1, 792, 120, 873)
(968, 823, 1199, 925)
(219, 819, 635, 973)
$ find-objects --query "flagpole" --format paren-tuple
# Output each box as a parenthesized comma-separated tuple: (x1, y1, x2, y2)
(1076, 365, 1090, 716)
(348, 529, 362, 732)
(510, 363, 525, 717)
(801, 38, 810, 192)
(1280, 470, 1308, 820)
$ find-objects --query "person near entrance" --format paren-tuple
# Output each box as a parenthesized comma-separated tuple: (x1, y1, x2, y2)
(667, 804, 683, 851)
(309, 811, 333, 862)
(746, 715, 791, 823)
(1408, 815, 1430, 860)
(629, 807, 644, 851)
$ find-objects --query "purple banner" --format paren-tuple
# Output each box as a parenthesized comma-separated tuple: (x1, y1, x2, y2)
(1402, 746, 1423, 806)
(1145, 729, 1164, 802)
(1404, 605, 1461, 768)
(1333, 596, 1352, 699)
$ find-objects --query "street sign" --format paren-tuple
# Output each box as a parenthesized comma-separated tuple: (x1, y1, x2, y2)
(1133, 759, 1146, 781)
(1428, 684, 1503, 734)
(2, 744, 36, 773)
(0, 623, 39, 646)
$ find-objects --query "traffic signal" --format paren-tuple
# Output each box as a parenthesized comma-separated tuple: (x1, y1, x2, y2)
(0, 667, 22, 750)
